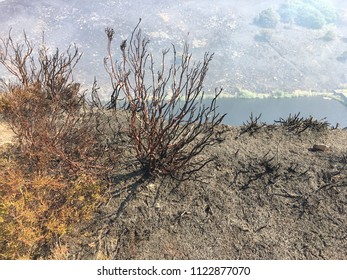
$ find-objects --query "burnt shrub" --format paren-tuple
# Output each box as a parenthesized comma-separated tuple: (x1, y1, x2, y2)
(104, 20, 226, 179)
(0, 31, 109, 175)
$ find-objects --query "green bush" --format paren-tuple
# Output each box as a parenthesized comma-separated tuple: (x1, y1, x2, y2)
(321, 29, 338, 41)
(306, 0, 339, 23)
(254, 30, 273, 42)
(278, 0, 338, 29)
(278, 2, 300, 23)
(296, 4, 326, 29)
(254, 8, 280, 29)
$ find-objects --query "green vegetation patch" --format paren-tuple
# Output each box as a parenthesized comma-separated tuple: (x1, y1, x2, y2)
(221, 88, 336, 100)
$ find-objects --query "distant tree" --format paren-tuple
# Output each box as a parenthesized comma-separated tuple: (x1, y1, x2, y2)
(254, 8, 280, 29)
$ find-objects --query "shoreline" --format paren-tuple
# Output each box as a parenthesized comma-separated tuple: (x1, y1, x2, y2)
(202, 88, 347, 106)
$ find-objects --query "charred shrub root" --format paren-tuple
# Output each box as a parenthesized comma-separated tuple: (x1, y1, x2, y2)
(105, 20, 226, 179)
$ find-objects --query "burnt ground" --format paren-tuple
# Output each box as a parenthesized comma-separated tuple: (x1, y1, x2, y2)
(59, 121, 347, 260)
(1, 115, 346, 260)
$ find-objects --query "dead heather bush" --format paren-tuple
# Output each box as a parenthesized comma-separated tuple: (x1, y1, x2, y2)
(0, 31, 111, 175)
(104, 20, 226, 179)
(275, 113, 330, 135)
(240, 113, 266, 136)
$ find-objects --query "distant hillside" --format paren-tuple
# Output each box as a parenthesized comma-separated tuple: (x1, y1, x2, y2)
(0, 0, 346, 96)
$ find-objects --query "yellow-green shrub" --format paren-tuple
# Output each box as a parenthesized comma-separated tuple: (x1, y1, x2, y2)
(0, 153, 107, 259)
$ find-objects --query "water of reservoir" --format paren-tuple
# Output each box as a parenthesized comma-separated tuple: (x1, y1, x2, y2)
(213, 96, 347, 128)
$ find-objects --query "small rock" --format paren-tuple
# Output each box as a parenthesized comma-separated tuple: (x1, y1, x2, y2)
(154, 202, 161, 209)
(312, 144, 329, 152)
(146, 183, 156, 192)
